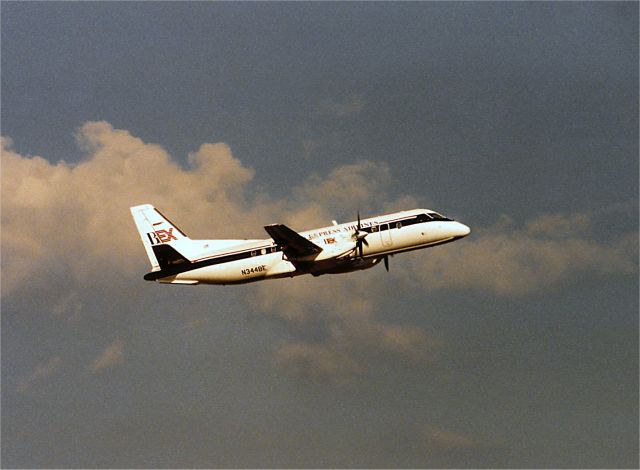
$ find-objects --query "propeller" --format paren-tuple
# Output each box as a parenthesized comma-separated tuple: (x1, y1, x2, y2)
(352, 210, 369, 258)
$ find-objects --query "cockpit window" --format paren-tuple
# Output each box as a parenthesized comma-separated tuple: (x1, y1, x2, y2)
(428, 212, 453, 221)
(416, 213, 432, 223)
(393, 212, 453, 227)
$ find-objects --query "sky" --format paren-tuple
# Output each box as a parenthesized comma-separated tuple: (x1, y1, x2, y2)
(1, 2, 638, 468)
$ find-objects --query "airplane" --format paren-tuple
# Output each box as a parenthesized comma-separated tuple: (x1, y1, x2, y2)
(130, 204, 470, 285)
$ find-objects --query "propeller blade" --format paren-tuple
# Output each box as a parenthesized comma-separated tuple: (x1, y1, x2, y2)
(383, 255, 389, 272)
(353, 211, 368, 258)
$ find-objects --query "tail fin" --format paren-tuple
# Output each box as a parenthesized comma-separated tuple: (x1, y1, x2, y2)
(130, 204, 191, 271)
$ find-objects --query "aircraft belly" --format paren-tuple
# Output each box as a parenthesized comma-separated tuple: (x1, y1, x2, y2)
(174, 253, 295, 284)
(309, 257, 378, 276)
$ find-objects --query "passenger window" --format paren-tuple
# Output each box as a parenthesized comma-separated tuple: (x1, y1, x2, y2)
(371, 225, 378, 232)
(251, 250, 256, 257)
(396, 222, 402, 229)
(260, 248, 266, 255)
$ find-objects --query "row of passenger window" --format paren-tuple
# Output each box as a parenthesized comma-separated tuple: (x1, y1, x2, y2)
(250, 246, 279, 257)
(365, 212, 451, 233)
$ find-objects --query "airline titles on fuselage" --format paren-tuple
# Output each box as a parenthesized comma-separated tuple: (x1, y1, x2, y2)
(307, 221, 378, 240)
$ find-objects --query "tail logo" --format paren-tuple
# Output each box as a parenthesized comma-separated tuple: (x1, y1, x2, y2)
(147, 228, 178, 245)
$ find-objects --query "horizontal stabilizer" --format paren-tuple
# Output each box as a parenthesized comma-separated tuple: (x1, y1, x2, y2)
(152, 244, 191, 269)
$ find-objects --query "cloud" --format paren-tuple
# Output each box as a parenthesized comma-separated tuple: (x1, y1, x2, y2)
(346, 321, 438, 360)
(90, 339, 125, 373)
(523, 212, 591, 237)
(271, 318, 435, 383)
(294, 160, 393, 215)
(1, 122, 399, 296)
(405, 213, 637, 295)
(51, 290, 83, 319)
(274, 342, 361, 384)
(250, 202, 635, 380)
(250, 272, 439, 382)
(425, 427, 477, 451)
(2, 122, 415, 382)
(16, 356, 63, 394)
(316, 95, 366, 117)
(374, 423, 507, 467)
(3, 122, 636, 384)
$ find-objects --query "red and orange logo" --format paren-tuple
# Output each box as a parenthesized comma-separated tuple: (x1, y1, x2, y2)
(147, 228, 178, 245)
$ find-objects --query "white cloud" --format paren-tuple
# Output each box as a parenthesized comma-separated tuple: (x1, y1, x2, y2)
(90, 339, 125, 373)
(294, 160, 394, 216)
(3, 122, 636, 383)
(2, 122, 415, 381)
(1, 122, 399, 295)
(16, 356, 63, 394)
(405, 213, 637, 295)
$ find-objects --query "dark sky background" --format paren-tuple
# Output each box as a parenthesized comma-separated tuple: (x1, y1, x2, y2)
(2, 2, 638, 468)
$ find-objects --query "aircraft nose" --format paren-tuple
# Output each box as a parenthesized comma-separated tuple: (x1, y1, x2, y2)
(453, 222, 471, 237)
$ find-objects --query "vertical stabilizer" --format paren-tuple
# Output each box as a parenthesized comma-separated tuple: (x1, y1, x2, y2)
(130, 204, 191, 271)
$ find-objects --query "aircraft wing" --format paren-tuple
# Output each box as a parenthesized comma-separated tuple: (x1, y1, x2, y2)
(264, 224, 323, 260)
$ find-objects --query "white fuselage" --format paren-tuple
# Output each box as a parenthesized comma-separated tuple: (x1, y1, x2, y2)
(153, 209, 470, 285)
